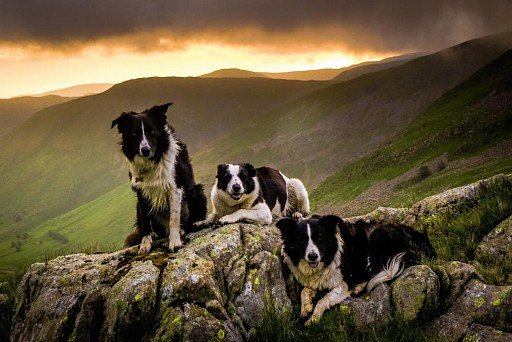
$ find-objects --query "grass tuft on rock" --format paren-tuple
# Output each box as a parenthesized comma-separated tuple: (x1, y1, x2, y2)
(420, 182, 512, 263)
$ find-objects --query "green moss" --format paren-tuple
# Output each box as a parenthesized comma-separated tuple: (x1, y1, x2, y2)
(474, 297, 485, 308)
(217, 329, 225, 340)
(254, 277, 261, 286)
(492, 299, 501, 307)
(134, 293, 142, 302)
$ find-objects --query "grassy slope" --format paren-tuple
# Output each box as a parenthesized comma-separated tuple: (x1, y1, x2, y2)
(0, 95, 71, 138)
(0, 184, 133, 269)
(312, 49, 512, 214)
(0, 77, 330, 245)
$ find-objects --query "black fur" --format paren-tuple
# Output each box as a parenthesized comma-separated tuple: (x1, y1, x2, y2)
(112, 103, 207, 246)
(277, 215, 436, 290)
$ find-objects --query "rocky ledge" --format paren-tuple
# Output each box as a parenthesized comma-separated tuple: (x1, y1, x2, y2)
(9, 174, 512, 341)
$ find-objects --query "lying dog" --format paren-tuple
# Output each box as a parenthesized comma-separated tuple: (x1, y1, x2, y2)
(277, 215, 435, 325)
(195, 163, 310, 227)
(111, 103, 207, 254)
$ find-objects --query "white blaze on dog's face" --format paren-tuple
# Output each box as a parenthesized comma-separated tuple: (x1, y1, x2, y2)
(305, 223, 321, 268)
(216, 163, 257, 202)
(139, 120, 153, 158)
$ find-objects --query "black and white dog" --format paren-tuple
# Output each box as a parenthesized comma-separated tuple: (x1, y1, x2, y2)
(194, 163, 310, 227)
(111, 103, 207, 254)
(277, 215, 436, 325)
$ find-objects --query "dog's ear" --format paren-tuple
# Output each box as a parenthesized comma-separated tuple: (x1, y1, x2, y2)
(216, 164, 228, 178)
(242, 163, 256, 178)
(111, 113, 131, 133)
(318, 215, 343, 234)
(276, 217, 297, 238)
(147, 103, 172, 126)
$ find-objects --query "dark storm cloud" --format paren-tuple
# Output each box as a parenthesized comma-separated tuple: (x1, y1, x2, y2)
(2, 0, 512, 53)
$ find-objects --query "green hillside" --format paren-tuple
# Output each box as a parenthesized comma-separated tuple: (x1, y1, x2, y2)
(0, 184, 133, 270)
(312, 49, 512, 215)
(0, 95, 71, 138)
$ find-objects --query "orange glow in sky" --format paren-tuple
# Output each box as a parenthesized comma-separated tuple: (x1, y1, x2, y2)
(0, 42, 395, 98)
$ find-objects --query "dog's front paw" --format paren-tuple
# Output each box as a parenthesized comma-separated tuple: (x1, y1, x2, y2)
(193, 219, 213, 228)
(352, 283, 366, 296)
(168, 229, 182, 252)
(304, 315, 320, 327)
(218, 216, 236, 225)
(138, 235, 153, 254)
(300, 302, 314, 318)
(292, 212, 304, 219)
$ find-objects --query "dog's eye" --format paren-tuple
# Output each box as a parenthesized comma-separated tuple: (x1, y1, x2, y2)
(150, 129, 156, 135)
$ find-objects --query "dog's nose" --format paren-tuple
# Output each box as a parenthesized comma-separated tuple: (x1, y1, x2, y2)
(140, 147, 151, 157)
(307, 252, 319, 261)
(232, 184, 241, 192)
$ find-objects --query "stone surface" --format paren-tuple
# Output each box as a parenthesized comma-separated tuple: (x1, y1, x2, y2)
(443, 261, 480, 308)
(463, 324, 512, 342)
(432, 279, 512, 341)
(391, 265, 440, 320)
(10, 224, 288, 342)
(476, 214, 512, 266)
(345, 207, 408, 227)
(404, 174, 512, 227)
(345, 284, 392, 327)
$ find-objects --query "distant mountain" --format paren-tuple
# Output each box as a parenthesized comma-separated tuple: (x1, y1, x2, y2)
(261, 68, 344, 81)
(200, 53, 423, 81)
(260, 52, 425, 81)
(37, 83, 113, 97)
(332, 56, 418, 82)
(200, 68, 268, 78)
(0, 95, 71, 138)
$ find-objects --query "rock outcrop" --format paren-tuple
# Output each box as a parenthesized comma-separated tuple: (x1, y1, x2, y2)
(9, 174, 512, 341)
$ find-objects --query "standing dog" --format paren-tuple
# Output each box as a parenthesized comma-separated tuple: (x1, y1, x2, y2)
(195, 163, 309, 227)
(111, 103, 207, 254)
(277, 215, 435, 325)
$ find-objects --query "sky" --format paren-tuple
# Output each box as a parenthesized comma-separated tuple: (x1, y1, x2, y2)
(1, 0, 512, 98)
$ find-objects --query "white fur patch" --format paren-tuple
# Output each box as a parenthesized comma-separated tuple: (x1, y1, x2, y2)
(367, 252, 406, 292)
(305, 224, 320, 261)
(127, 126, 180, 210)
(139, 121, 151, 156)
(282, 233, 345, 291)
(226, 164, 244, 195)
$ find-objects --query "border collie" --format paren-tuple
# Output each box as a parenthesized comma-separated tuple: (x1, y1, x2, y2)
(194, 163, 310, 227)
(111, 103, 207, 254)
(277, 215, 435, 325)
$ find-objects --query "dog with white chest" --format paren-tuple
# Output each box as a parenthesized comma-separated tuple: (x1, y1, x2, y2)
(111, 103, 207, 254)
(194, 163, 310, 227)
(277, 215, 436, 325)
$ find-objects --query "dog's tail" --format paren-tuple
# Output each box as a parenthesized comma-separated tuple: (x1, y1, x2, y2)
(367, 252, 406, 292)
(185, 184, 208, 232)
(125, 228, 143, 247)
